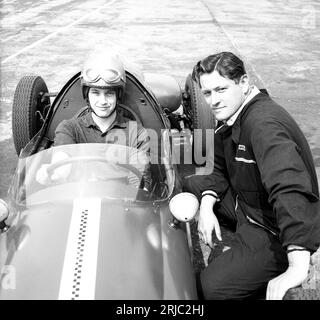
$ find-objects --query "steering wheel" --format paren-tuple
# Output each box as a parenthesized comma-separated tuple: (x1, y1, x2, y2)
(46, 155, 144, 184)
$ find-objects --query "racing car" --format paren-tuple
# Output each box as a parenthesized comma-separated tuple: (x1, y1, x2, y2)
(0, 63, 215, 299)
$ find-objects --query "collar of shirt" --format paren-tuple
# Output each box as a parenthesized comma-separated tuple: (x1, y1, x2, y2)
(79, 110, 128, 132)
(225, 85, 260, 127)
(215, 85, 261, 143)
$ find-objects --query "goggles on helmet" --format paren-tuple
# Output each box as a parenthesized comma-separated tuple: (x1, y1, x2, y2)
(82, 68, 123, 84)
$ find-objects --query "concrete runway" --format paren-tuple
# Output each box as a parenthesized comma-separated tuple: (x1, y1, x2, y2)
(0, 0, 319, 199)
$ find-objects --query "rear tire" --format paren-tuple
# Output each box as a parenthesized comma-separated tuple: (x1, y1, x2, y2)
(12, 75, 50, 155)
(184, 74, 215, 167)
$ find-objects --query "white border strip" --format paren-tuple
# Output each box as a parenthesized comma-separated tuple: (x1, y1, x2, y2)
(1, 0, 117, 65)
(58, 198, 101, 300)
(235, 157, 256, 164)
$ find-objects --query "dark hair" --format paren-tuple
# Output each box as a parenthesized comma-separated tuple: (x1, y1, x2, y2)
(192, 52, 246, 86)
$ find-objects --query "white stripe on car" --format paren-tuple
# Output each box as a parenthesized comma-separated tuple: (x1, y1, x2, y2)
(58, 198, 101, 300)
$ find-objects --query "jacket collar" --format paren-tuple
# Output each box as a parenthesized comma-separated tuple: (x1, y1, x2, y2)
(226, 85, 260, 126)
(215, 92, 269, 144)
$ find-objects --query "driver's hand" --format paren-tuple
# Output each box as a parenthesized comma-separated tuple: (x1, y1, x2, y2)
(36, 164, 51, 185)
(51, 164, 71, 182)
(36, 163, 71, 185)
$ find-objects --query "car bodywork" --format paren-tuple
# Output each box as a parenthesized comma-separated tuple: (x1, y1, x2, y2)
(0, 66, 208, 299)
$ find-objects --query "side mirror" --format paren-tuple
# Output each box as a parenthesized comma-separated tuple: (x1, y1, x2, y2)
(0, 199, 10, 233)
(169, 192, 199, 222)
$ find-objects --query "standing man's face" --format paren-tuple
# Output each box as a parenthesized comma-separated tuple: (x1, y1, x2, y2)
(200, 71, 249, 122)
(88, 87, 117, 118)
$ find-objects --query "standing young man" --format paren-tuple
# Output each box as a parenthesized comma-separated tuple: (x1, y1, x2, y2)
(184, 52, 320, 299)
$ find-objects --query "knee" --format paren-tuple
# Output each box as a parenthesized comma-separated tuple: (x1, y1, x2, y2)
(200, 271, 228, 300)
(200, 267, 243, 300)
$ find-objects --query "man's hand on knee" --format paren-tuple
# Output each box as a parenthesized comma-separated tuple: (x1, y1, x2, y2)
(266, 249, 310, 300)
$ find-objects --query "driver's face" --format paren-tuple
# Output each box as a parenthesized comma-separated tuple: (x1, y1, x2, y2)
(88, 87, 117, 118)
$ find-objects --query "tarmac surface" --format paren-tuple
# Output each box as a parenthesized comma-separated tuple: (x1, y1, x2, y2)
(0, 0, 319, 199)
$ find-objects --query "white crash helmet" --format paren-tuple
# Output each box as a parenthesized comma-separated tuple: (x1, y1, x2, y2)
(81, 51, 126, 103)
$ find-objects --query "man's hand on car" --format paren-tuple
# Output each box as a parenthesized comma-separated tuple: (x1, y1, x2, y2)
(198, 195, 221, 248)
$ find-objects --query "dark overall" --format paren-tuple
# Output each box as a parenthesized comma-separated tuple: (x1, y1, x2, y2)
(184, 92, 320, 299)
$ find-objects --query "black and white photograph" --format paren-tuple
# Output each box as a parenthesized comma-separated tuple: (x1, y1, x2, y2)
(0, 0, 319, 304)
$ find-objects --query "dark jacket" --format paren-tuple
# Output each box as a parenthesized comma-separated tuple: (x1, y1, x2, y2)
(200, 92, 320, 252)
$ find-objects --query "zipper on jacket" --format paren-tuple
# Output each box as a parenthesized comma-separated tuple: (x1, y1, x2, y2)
(215, 123, 227, 134)
(246, 215, 277, 236)
(235, 194, 239, 212)
(235, 194, 277, 236)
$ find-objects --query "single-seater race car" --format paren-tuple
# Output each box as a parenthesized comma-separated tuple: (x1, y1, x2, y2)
(0, 63, 215, 299)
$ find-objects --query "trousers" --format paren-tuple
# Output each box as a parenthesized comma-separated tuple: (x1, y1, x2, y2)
(183, 175, 289, 300)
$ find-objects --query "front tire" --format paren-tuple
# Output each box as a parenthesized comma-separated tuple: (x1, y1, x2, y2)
(12, 75, 50, 155)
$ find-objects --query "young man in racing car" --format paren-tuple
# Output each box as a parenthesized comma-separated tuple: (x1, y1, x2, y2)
(184, 51, 320, 300)
(36, 51, 151, 192)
